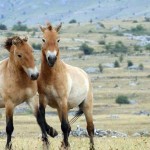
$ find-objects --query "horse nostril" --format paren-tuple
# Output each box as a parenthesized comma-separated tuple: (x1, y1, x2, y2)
(31, 73, 39, 80)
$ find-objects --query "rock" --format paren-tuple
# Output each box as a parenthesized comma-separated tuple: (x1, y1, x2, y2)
(132, 131, 150, 137)
(0, 131, 6, 137)
(108, 114, 120, 119)
(134, 110, 150, 116)
(84, 67, 99, 74)
(129, 100, 137, 104)
(128, 65, 139, 70)
(132, 133, 141, 137)
(14, 102, 31, 114)
(103, 63, 114, 68)
(70, 125, 127, 138)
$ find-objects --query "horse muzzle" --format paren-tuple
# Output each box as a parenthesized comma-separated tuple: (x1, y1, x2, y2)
(30, 72, 39, 80)
(47, 56, 57, 67)
(23, 66, 39, 80)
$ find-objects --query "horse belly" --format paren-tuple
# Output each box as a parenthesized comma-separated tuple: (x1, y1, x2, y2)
(68, 88, 88, 109)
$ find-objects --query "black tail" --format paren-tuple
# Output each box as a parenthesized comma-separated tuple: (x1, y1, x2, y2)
(69, 109, 83, 125)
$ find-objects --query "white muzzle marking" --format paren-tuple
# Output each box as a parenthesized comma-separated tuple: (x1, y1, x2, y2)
(46, 50, 57, 59)
(23, 66, 38, 78)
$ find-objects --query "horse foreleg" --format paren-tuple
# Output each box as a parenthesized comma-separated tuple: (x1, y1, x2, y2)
(28, 96, 49, 148)
(5, 101, 14, 150)
(59, 101, 71, 149)
(39, 104, 58, 137)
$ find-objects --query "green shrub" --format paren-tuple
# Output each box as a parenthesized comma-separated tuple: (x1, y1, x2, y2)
(98, 64, 103, 73)
(129, 25, 146, 35)
(145, 44, 150, 50)
(69, 19, 77, 24)
(0, 24, 7, 30)
(134, 45, 141, 51)
(5, 32, 15, 37)
(105, 41, 128, 54)
(32, 43, 41, 50)
(116, 95, 130, 104)
(80, 43, 94, 55)
(127, 60, 133, 67)
(133, 20, 138, 23)
(115, 31, 124, 36)
(114, 60, 120, 68)
(119, 54, 124, 62)
(144, 17, 150, 22)
(12, 22, 28, 31)
(138, 63, 144, 70)
(98, 40, 105, 45)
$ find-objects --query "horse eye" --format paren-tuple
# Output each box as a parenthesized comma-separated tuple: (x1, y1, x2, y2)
(18, 54, 22, 58)
(57, 39, 60, 43)
(42, 38, 46, 43)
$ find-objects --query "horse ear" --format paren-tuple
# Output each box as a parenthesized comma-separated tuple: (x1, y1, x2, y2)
(39, 25, 46, 32)
(23, 36, 28, 42)
(46, 22, 52, 30)
(55, 22, 62, 32)
(12, 39, 17, 45)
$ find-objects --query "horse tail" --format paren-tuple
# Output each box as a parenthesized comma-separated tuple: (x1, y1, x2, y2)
(69, 109, 83, 125)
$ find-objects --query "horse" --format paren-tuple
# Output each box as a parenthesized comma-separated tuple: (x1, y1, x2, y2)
(0, 36, 39, 150)
(37, 22, 95, 150)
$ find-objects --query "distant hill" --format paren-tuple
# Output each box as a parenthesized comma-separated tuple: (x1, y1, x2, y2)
(0, 0, 150, 27)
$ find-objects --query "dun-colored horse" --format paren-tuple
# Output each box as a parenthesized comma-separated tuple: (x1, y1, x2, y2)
(37, 22, 95, 149)
(0, 36, 39, 149)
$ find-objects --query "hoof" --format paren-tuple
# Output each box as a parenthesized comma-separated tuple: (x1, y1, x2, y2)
(5, 143, 12, 150)
(48, 127, 58, 138)
(59, 141, 71, 150)
(89, 144, 95, 150)
(42, 140, 50, 150)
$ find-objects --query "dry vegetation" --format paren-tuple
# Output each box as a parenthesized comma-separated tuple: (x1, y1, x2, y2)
(0, 18, 150, 149)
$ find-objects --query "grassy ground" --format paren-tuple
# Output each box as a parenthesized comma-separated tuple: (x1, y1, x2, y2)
(0, 19, 150, 149)
(1, 137, 150, 150)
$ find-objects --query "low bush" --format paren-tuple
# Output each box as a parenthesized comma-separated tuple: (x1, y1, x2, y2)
(98, 40, 105, 45)
(127, 60, 133, 67)
(12, 22, 28, 31)
(32, 43, 41, 50)
(138, 63, 144, 70)
(69, 19, 77, 24)
(105, 41, 128, 54)
(80, 43, 94, 55)
(116, 95, 130, 104)
(98, 64, 103, 73)
(0, 24, 7, 30)
(114, 60, 120, 68)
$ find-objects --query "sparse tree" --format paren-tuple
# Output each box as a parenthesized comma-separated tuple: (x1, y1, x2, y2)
(98, 64, 103, 73)
(114, 60, 120, 68)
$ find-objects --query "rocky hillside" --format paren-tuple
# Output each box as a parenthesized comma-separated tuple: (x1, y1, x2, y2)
(0, 0, 150, 26)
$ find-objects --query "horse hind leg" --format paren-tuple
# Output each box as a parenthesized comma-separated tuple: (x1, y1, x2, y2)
(81, 93, 95, 150)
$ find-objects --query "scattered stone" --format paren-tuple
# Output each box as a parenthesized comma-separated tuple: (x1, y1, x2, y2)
(129, 100, 137, 104)
(103, 63, 114, 68)
(132, 132, 141, 137)
(134, 110, 150, 116)
(70, 125, 127, 138)
(14, 102, 31, 114)
(124, 34, 150, 46)
(84, 67, 99, 74)
(107, 114, 120, 119)
(0, 131, 6, 138)
(132, 131, 150, 137)
(128, 65, 139, 70)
